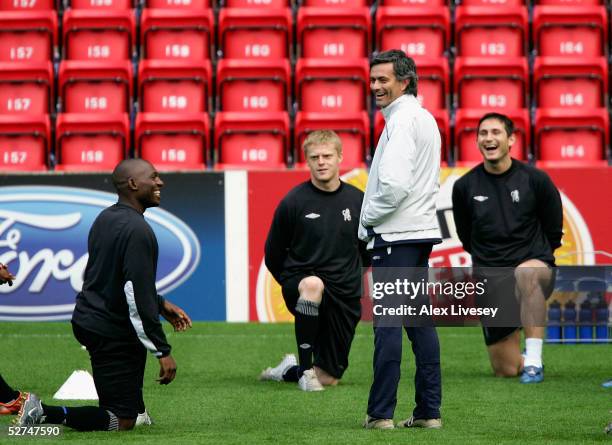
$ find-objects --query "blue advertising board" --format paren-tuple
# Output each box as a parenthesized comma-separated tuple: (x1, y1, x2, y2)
(0, 172, 225, 321)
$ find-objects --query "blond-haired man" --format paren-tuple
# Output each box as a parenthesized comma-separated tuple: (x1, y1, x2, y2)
(262, 130, 369, 391)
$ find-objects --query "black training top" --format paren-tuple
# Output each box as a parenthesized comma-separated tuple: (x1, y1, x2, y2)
(72, 203, 171, 357)
(451, 160, 563, 267)
(265, 180, 369, 299)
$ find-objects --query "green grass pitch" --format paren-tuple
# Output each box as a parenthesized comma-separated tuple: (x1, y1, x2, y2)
(1, 322, 610, 444)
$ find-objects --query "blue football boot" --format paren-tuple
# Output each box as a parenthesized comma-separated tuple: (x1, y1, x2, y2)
(520, 365, 544, 384)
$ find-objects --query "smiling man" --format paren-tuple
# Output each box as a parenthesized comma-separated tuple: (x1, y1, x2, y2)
(262, 130, 369, 391)
(452, 112, 563, 383)
(361, 50, 443, 430)
(16, 158, 192, 431)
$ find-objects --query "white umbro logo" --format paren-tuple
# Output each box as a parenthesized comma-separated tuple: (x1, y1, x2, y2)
(305, 213, 320, 219)
(473, 196, 489, 202)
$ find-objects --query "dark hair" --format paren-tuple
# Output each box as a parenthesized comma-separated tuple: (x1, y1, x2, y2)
(370, 49, 418, 96)
(477, 112, 515, 136)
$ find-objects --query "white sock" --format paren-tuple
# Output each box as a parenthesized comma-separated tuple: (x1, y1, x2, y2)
(524, 338, 543, 368)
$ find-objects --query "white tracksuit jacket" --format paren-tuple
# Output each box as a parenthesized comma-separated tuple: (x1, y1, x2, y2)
(359, 94, 442, 243)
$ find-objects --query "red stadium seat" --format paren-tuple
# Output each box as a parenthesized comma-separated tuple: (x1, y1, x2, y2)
(455, 108, 529, 163)
(135, 113, 209, 170)
(454, 57, 529, 109)
(214, 112, 289, 168)
(460, 0, 524, 5)
(217, 59, 290, 112)
(138, 60, 212, 113)
(535, 159, 609, 168)
(223, 0, 288, 6)
(533, 6, 608, 57)
(534, 57, 608, 108)
(69, 0, 133, 8)
(432, 109, 450, 163)
(141, 9, 214, 61)
(535, 108, 609, 163)
(297, 8, 371, 58)
(536, 0, 602, 4)
(218, 9, 292, 60)
(59, 61, 132, 114)
(373, 110, 383, 143)
(381, 0, 446, 5)
(376, 7, 450, 58)
(63, 10, 135, 61)
(295, 58, 369, 113)
(0, 115, 49, 171)
(302, 0, 368, 5)
(374, 109, 449, 162)
(294, 111, 370, 167)
(455, 6, 528, 57)
(0, 11, 57, 62)
(413, 57, 449, 110)
(55, 113, 129, 171)
(0, 62, 53, 115)
(0, 0, 56, 10)
(145, 0, 209, 7)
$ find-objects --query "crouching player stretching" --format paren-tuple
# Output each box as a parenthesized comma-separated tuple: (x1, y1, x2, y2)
(452, 113, 563, 383)
(261, 130, 369, 391)
(15, 159, 192, 430)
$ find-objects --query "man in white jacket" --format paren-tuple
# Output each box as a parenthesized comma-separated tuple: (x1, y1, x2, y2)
(361, 50, 442, 430)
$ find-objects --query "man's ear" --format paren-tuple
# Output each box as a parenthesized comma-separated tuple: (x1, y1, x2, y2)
(127, 177, 138, 191)
(508, 133, 516, 148)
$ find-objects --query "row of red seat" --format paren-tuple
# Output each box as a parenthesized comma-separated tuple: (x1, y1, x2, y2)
(452, 108, 609, 166)
(0, 109, 608, 172)
(0, 6, 609, 62)
(0, 112, 367, 171)
(1, 57, 607, 116)
(2, 0, 609, 10)
(1, 2, 609, 173)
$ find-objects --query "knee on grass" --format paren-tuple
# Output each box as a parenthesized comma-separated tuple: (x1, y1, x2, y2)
(492, 362, 521, 378)
(118, 417, 136, 431)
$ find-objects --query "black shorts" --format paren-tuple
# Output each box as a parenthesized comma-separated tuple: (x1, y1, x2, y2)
(482, 326, 520, 346)
(281, 275, 361, 379)
(72, 322, 147, 419)
(481, 265, 556, 346)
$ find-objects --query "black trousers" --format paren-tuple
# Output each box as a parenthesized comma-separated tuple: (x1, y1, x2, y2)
(367, 243, 442, 420)
(72, 323, 146, 419)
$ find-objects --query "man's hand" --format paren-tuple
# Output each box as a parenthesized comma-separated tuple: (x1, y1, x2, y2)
(160, 300, 192, 332)
(157, 355, 177, 385)
(0, 264, 15, 286)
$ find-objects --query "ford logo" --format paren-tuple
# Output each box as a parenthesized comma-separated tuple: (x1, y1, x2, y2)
(0, 186, 200, 321)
